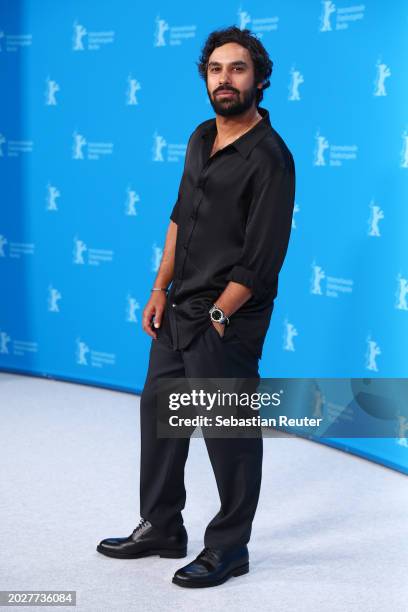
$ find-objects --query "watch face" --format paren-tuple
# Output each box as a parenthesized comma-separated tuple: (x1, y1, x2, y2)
(212, 309, 222, 321)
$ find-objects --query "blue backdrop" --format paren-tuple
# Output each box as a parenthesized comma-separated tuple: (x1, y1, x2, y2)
(0, 0, 407, 473)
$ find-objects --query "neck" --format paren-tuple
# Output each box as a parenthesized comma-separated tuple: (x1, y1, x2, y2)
(214, 106, 263, 142)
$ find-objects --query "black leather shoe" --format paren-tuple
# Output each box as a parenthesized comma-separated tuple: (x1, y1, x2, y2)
(172, 545, 249, 588)
(96, 518, 187, 559)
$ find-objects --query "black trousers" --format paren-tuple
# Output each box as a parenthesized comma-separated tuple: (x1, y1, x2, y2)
(139, 323, 263, 551)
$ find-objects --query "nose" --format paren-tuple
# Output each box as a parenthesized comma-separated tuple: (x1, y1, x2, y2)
(218, 68, 232, 85)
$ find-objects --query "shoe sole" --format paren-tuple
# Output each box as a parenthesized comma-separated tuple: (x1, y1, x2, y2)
(96, 545, 187, 559)
(172, 562, 249, 588)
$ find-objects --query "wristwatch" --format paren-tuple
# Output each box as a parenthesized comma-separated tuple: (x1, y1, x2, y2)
(209, 304, 230, 325)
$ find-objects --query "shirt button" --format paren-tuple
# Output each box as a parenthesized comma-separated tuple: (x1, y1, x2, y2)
(183, 244, 188, 250)
(172, 303, 177, 308)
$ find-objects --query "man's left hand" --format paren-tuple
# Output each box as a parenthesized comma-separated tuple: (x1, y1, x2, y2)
(212, 320, 225, 338)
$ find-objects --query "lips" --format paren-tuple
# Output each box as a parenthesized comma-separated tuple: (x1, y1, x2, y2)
(216, 90, 236, 96)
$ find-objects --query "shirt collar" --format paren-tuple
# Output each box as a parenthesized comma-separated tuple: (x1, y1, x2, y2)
(201, 106, 272, 159)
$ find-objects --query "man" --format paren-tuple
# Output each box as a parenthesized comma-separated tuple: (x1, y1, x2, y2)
(97, 26, 295, 588)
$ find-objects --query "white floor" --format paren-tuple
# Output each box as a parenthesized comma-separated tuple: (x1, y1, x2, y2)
(1, 371, 407, 612)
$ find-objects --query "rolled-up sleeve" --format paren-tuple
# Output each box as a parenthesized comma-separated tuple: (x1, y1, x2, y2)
(170, 197, 181, 224)
(169, 131, 195, 225)
(226, 158, 295, 301)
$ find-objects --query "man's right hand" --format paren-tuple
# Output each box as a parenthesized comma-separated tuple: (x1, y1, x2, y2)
(142, 291, 167, 340)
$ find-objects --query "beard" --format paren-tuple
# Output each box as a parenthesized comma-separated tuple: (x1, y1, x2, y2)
(207, 82, 258, 117)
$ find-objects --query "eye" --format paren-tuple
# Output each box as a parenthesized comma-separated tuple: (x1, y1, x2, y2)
(208, 66, 244, 73)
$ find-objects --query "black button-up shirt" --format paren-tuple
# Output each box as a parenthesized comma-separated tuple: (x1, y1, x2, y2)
(157, 106, 296, 359)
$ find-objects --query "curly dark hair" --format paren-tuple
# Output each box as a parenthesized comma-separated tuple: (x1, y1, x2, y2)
(196, 26, 273, 106)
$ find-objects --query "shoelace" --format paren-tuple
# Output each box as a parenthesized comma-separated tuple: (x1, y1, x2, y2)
(132, 517, 151, 536)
